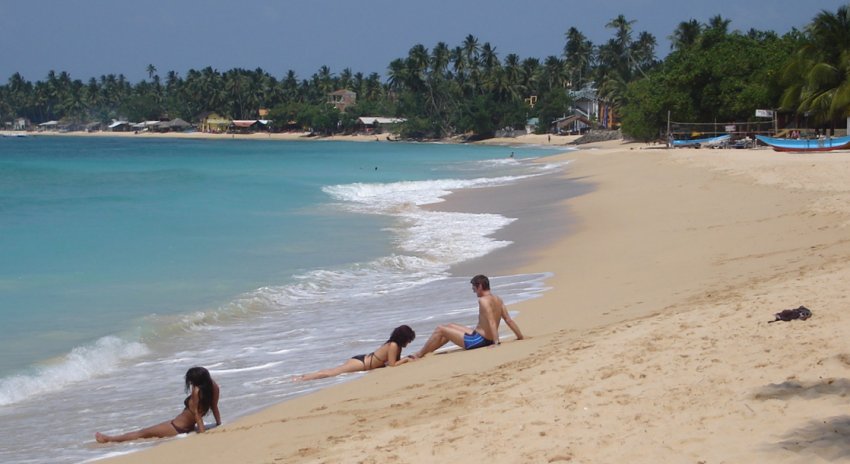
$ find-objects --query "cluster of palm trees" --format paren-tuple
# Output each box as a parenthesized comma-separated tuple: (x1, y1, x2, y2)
(780, 5, 850, 129)
(371, 16, 661, 138)
(0, 13, 662, 138)
(2, 7, 848, 139)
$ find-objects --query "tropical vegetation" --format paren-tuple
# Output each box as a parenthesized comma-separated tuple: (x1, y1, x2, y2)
(1, 5, 849, 141)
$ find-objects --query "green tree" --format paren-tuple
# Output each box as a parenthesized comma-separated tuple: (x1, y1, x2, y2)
(780, 5, 850, 127)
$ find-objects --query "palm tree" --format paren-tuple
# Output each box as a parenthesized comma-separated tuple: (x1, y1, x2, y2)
(606, 14, 635, 55)
(780, 5, 850, 126)
(146, 64, 158, 80)
(462, 34, 481, 94)
(629, 31, 657, 77)
(564, 27, 594, 89)
(669, 19, 702, 51)
(503, 53, 525, 101)
(387, 58, 409, 93)
(706, 15, 732, 35)
(462, 34, 480, 70)
(339, 68, 353, 90)
(406, 44, 430, 90)
(542, 55, 567, 92)
(521, 57, 541, 94)
(431, 42, 451, 80)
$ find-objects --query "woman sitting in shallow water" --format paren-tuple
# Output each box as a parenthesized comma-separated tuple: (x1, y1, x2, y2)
(296, 325, 415, 381)
(95, 366, 221, 443)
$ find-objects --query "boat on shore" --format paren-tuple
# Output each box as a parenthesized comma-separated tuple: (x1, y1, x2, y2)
(756, 134, 850, 152)
(671, 134, 731, 148)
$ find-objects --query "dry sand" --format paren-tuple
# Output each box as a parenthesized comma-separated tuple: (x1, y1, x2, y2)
(100, 140, 850, 463)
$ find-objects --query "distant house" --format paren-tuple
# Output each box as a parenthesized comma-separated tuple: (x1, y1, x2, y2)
(356, 116, 406, 133)
(228, 120, 271, 133)
(552, 114, 592, 135)
(132, 121, 161, 131)
(197, 112, 230, 133)
(152, 118, 193, 132)
(38, 120, 60, 131)
(13, 117, 30, 131)
(328, 89, 357, 112)
(569, 86, 617, 129)
(108, 120, 132, 132)
(526, 117, 539, 134)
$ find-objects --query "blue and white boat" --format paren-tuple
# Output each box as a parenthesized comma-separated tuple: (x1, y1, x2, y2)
(671, 134, 731, 148)
(755, 134, 850, 152)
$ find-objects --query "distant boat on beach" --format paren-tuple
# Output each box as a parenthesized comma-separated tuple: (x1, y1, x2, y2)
(755, 134, 850, 152)
(671, 134, 731, 148)
(1, 132, 28, 138)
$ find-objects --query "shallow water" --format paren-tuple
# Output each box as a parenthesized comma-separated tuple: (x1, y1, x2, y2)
(0, 136, 571, 463)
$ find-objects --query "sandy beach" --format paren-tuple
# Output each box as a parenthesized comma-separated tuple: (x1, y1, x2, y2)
(97, 139, 850, 463)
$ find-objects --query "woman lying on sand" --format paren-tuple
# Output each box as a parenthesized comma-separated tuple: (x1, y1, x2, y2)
(95, 366, 221, 443)
(296, 325, 415, 381)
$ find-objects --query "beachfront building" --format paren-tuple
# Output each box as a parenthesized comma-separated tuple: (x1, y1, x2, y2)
(198, 112, 230, 133)
(568, 86, 603, 125)
(566, 86, 618, 130)
(552, 114, 593, 135)
(12, 117, 30, 131)
(327, 89, 357, 112)
(132, 121, 161, 132)
(152, 118, 193, 132)
(228, 120, 271, 133)
(356, 117, 406, 134)
(107, 120, 132, 132)
(38, 120, 60, 131)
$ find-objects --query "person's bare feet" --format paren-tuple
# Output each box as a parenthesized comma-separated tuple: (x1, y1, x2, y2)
(95, 432, 109, 443)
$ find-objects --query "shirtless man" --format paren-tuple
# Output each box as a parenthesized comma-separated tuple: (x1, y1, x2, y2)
(411, 275, 524, 358)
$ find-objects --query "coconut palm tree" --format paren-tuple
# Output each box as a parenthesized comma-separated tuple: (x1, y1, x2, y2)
(781, 5, 850, 126)
(629, 31, 657, 77)
(431, 42, 451, 79)
(387, 58, 409, 93)
(564, 27, 594, 89)
(669, 19, 702, 51)
(607, 14, 635, 55)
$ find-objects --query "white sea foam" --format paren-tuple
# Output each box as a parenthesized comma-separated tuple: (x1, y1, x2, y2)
(0, 336, 149, 406)
(322, 173, 538, 268)
(0, 146, 572, 464)
(323, 174, 531, 212)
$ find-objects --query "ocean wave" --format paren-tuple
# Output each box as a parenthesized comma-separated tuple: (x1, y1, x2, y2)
(0, 336, 150, 406)
(323, 175, 531, 213)
(393, 210, 515, 263)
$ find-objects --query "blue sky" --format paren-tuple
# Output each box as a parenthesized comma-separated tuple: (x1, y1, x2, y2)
(1, 0, 846, 83)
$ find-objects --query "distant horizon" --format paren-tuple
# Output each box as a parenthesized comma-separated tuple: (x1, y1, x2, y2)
(2, 0, 845, 84)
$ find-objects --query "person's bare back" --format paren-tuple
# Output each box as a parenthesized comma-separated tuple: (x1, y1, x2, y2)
(412, 275, 523, 358)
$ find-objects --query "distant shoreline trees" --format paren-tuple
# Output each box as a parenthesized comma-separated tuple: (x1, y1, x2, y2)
(1, 5, 847, 141)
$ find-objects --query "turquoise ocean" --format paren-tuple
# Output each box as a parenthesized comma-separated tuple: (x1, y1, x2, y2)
(0, 136, 571, 463)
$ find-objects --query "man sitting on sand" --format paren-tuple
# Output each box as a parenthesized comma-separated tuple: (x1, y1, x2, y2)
(411, 274, 524, 358)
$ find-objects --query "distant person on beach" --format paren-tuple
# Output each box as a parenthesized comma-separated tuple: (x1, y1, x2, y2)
(95, 366, 221, 443)
(410, 274, 524, 359)
(296, 325, 416, 381)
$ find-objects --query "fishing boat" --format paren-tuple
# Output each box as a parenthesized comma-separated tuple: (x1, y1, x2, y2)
(671, 134, 731, 148)
(756, 134, 850, 152)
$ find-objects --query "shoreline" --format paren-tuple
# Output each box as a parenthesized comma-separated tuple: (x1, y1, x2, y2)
(4, 129, 582, 147)
(104, 141, 850, 463)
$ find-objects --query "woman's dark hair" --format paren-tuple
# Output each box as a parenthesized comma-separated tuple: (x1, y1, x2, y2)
(387, 325, 416, 361)
(185, 366, 213, 416)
